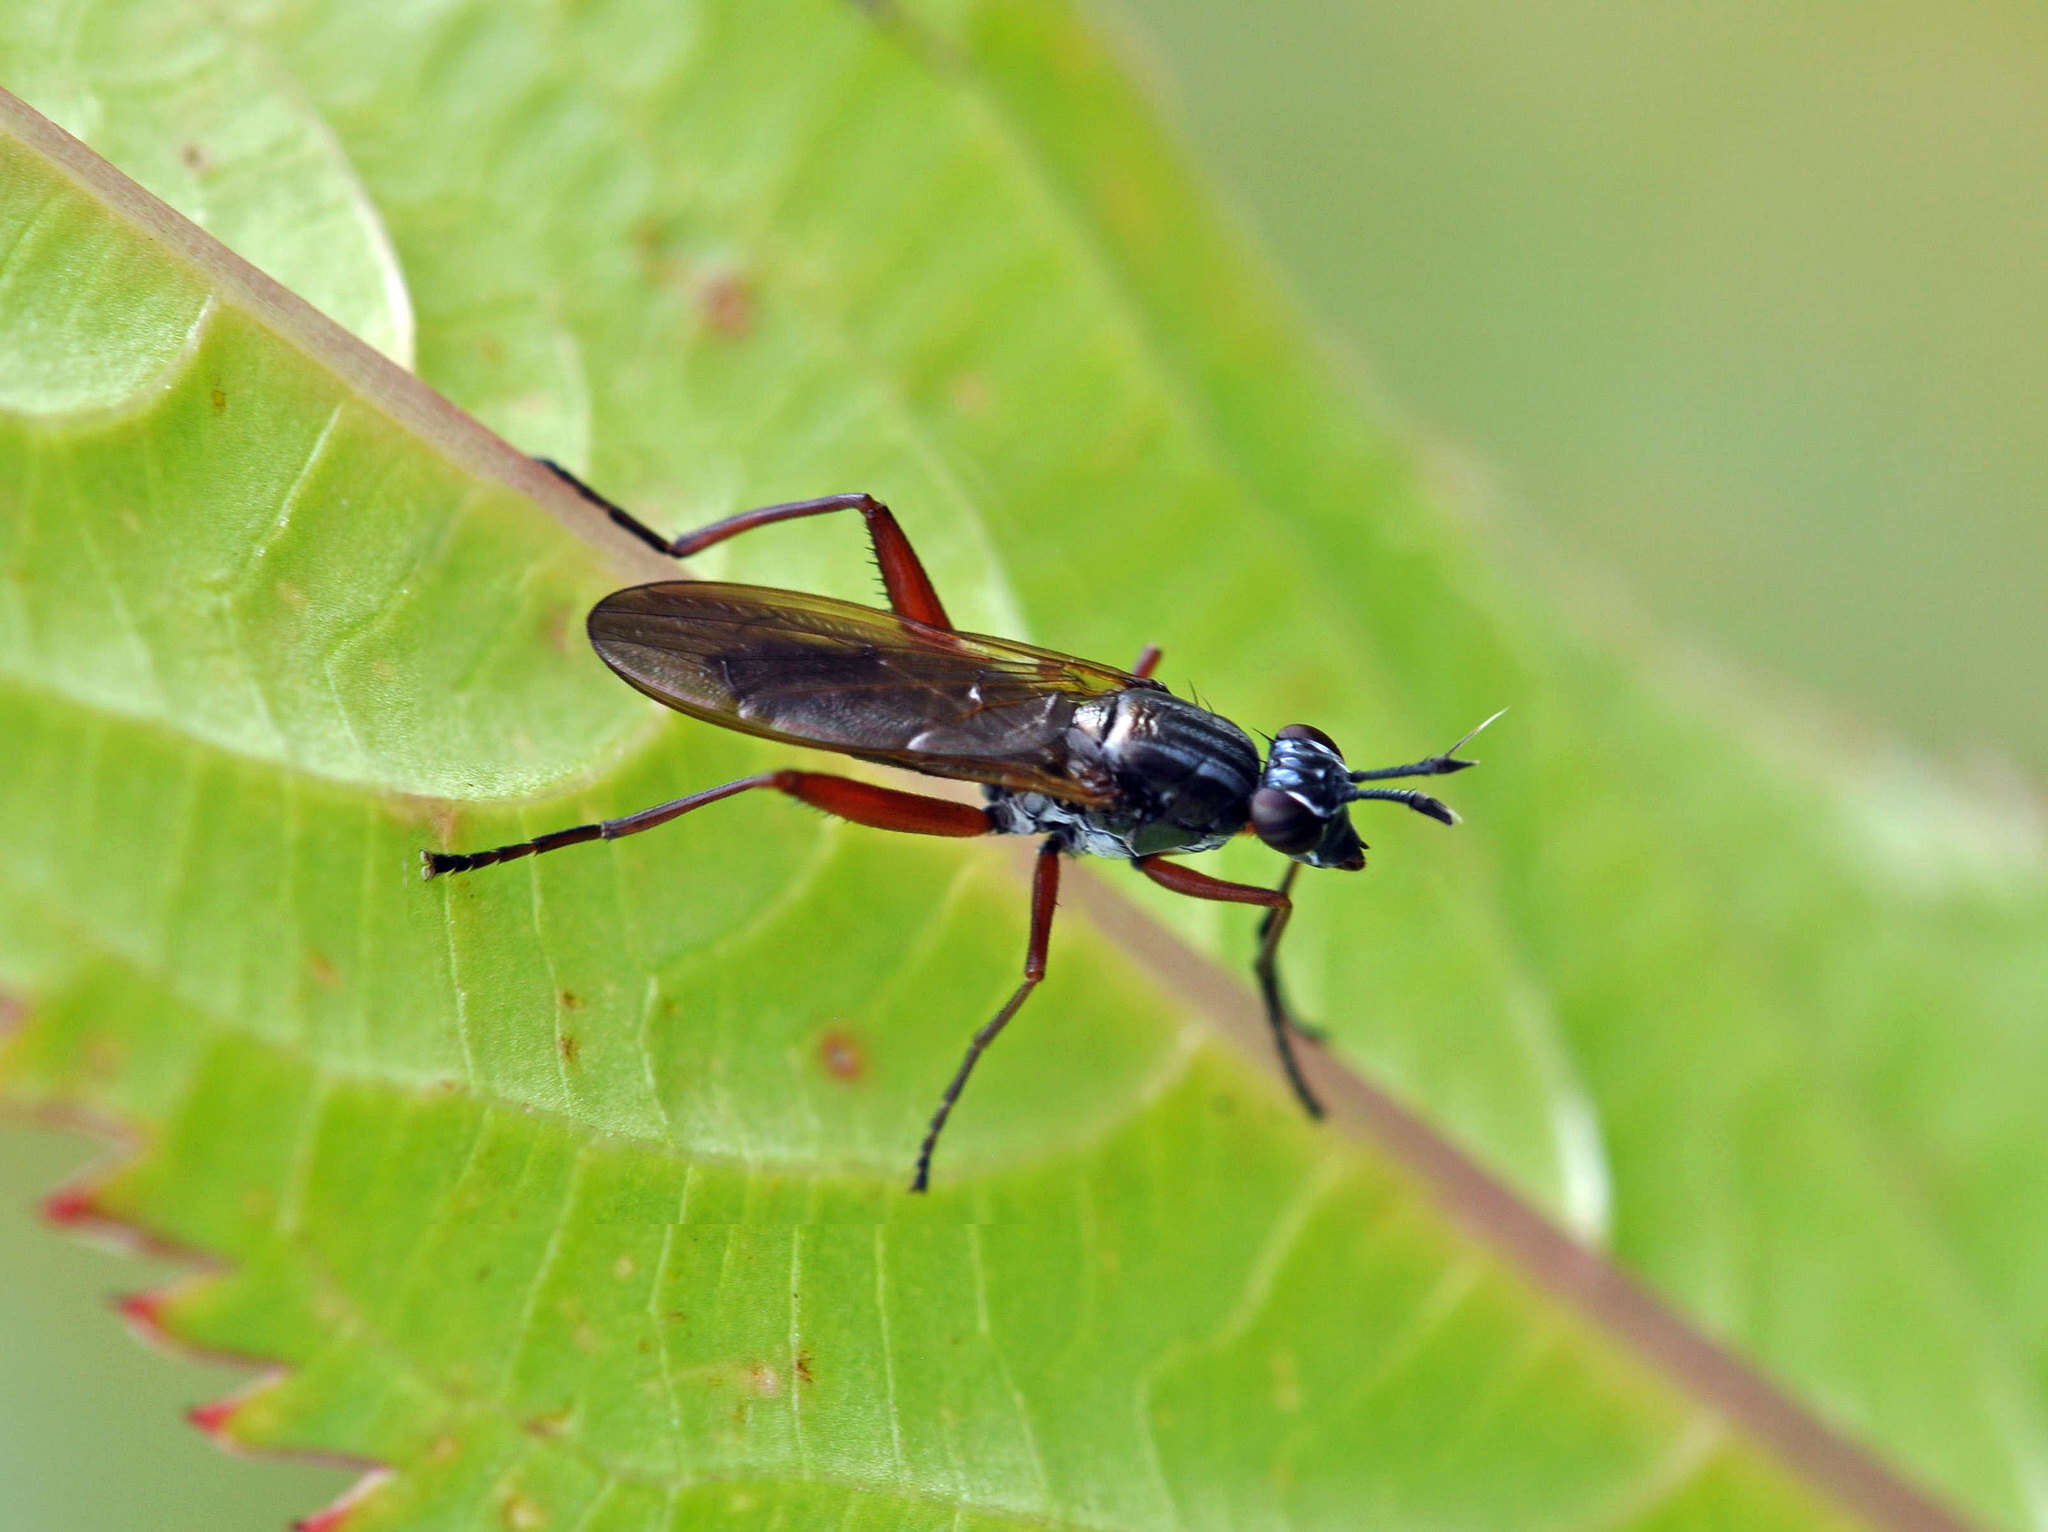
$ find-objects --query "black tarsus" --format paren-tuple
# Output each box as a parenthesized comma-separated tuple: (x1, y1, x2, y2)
(536, 456, 679, 557)
(422, 775, 781, 878)
(1251, 861, 1323, 1116)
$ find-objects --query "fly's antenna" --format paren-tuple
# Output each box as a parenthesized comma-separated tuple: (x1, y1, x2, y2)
(1441, 707, 1507, 760)
(1348, 707, 1506, 784)
(1346, 786, 1457, 824)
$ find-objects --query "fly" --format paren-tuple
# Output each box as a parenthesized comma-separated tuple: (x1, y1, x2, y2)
(425, 463, 1499, 1191)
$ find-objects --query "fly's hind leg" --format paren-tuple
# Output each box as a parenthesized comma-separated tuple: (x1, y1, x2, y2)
(422, 771, 992, 877)
(424, 766, 1028, 1195)
(537, 459, 953, 630)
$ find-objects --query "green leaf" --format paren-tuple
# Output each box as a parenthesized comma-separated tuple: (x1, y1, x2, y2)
(1, 3, 2041, 1531)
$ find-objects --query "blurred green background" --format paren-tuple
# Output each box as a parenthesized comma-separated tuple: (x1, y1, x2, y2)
(1118, 0, 2048, 779)
(5, 1, 2043, 1526)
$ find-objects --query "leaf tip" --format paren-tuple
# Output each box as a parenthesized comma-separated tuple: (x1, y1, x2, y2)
(38, 1176, 193, 1259)
(39, 1181, 103, 1228)
(115, 1287, 170, 1337)
(187, 1395, 241, 1440)
(294, 1470, 392, 1532)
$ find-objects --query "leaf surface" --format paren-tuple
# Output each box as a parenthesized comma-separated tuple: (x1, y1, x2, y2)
(1, 3, 2042, 1530)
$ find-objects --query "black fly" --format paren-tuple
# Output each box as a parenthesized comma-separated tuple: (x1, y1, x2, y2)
(426, 464, 1497, 1190)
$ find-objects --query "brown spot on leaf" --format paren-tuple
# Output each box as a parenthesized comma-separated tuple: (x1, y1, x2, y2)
(1100, 169, 1160, 249)
(817, 1028, 865, 1082)
(499, 1492, 546, 1530)
(181, 142, 211, 173)
(698, 269, 753, 337)
(748, 1362, 780, 1397)
(629, 215, 668, 262)
(557, 1034, 579, 1067)
(209, 385, 227, 412)
(84, 1034, 123, 1080)
(1270, 1348, 1302, 1413)
(539, 604, 572, 654)
(307, 951, 340, 989)
(393, 794, 462, 848)
(949, 371, 993, 418)
(559, 990, 582, 1011)
(794, 1349, 815, 1385)
(522, 1409, 571, 1439)
(612, 1253, 635, 1280)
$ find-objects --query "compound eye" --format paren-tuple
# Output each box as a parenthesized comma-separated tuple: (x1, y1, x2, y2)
(1276, 723, 1341, 755)
(1251, 787, 1323, 854)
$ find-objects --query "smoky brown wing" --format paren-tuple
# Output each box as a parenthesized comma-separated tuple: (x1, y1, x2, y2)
(587, 582, 1140, 800)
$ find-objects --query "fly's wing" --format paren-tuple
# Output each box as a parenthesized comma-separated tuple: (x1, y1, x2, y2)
(587, 582, 1146, 801)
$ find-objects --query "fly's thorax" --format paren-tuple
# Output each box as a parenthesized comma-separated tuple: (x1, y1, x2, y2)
(1093, 689, 1259, 830)
(990, 688, 1260, 859)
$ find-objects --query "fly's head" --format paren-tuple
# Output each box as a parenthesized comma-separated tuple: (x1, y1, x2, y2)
(1251, 721, 1472, 869)
(1250, 725, 1369, 870)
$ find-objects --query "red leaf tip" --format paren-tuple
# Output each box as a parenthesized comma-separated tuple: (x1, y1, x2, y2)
(294, 1469, 391, 1532)
(187, 1396, 240, 1438)
(39, 1183, 102, 1226)
(116, 1288, 170, 1333)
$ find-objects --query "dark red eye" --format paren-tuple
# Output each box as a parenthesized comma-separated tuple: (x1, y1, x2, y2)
(1276, 723, 1340, 754)
(1250, 787, 1322, 854)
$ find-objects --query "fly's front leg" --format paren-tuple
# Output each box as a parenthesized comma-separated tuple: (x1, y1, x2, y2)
(1133, 855, 1324, 1119)
(1253, 863, 1322, 1042)
(537, 459, 952, 629)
